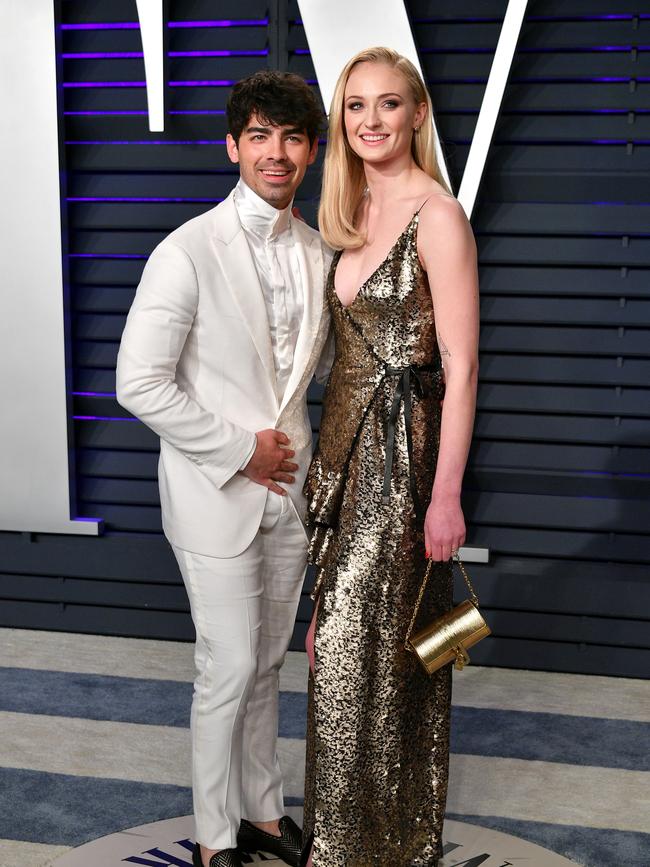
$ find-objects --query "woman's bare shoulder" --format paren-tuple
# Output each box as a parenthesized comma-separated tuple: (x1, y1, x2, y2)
(418, 189, 471, 238)
(418, 185, 464, 219)
(416, 189, 475, 264)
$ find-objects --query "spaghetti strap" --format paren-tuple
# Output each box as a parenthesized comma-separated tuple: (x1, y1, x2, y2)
(415, 194, 434, 216)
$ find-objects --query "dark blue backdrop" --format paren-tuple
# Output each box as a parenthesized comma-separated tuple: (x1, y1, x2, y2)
(1, 0, 649, 678)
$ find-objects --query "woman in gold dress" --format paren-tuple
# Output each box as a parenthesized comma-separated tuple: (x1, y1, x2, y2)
(301, 47, 480, 866)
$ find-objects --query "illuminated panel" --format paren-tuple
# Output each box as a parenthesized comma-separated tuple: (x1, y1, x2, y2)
(457, 0, 529, 217)
(135, 0, 164, 131)
(0, 0, 100, 534)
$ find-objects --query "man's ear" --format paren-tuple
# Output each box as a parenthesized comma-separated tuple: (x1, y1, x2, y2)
(225, 133, 240, 164)
(307, 136, 319, 165)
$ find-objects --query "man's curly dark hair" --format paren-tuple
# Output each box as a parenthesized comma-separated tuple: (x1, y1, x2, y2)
(227, 71, 324, 144)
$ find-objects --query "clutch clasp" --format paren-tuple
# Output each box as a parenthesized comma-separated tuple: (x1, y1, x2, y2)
(454, 645, 470, 671)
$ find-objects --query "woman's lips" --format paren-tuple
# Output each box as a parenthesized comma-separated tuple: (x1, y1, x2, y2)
(358, 134, 389, 146)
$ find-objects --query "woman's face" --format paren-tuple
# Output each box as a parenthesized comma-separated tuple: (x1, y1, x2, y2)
(343, 61, 426, 166)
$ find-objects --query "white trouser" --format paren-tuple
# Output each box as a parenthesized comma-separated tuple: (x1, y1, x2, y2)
(172, 490, 308, 850)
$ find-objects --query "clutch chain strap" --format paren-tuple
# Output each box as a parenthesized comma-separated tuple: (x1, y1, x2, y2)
(405, 552, 480, 652)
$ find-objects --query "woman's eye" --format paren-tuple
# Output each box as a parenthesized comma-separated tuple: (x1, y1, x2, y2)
(383, 100, 399, 108)
(347, 102, 363, 111)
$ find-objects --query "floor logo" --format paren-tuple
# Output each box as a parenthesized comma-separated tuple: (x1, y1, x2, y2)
(50, 815, 576, 866)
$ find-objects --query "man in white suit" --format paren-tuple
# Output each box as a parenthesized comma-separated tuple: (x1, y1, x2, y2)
(116, 72, 331, 867)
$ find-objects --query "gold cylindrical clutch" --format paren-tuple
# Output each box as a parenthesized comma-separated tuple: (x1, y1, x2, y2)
(408, 598, 491, 674)
(405, 553, 491, 674)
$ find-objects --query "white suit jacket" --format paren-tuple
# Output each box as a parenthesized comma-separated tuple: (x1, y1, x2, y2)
(116, 190, 332, 557)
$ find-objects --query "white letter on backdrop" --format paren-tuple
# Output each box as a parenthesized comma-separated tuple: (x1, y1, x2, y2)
(0, 0, 101, 534)
(296, 0, 528, 218)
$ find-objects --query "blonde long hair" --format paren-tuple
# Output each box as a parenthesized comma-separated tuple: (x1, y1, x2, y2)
(319, 46, 449, 250)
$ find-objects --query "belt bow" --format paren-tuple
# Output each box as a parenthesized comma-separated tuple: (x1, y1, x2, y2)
(382, 363, 438, 517)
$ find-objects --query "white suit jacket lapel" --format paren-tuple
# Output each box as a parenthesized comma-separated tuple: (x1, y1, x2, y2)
(278, 222, 324, 416)
(212, 193, 278, 405)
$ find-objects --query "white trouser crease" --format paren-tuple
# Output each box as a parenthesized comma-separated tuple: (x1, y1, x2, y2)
(172, 490, 308, 850)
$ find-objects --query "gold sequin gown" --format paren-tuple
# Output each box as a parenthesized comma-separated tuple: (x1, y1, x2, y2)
(303, 210, 453, 866)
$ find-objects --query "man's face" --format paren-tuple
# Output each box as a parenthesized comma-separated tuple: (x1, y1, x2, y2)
(226, 114, 318, 210)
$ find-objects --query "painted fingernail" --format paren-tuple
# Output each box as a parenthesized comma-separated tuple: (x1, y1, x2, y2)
(425, 549, 431, 559)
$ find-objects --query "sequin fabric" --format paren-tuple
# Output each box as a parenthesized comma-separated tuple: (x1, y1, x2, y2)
(303, 212, 453, 866)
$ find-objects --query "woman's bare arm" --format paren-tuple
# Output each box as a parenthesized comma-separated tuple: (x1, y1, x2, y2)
(417, 195, 480, 562)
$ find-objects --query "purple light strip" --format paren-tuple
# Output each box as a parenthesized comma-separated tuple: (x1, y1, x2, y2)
(405, 107, 650, 116)
(61, 22, 140, 30)
(64, 109, 227, 116)
(68, 196, 222, 202)
(168, 19, 268, 28)
(487, 138, 650, 145)
(62, 51, 144, 59)
(520, 45, 650, 52)
(63, 81, 146, 88)
(567, 76, 630, 82)
(62, 49, 268, 59)
(590, 108, 650, 114)
(62, 78, 301, 88)
(65, 139, 225, 145)
(442, 45, 649, 53)
(73, 391, 116, 397)
(61, 19, 268, 31)
(168, 50, 267, 57)
(441, 136, 650, 145)
(67, 75, 648, 88)
(587, 200, 650, 206)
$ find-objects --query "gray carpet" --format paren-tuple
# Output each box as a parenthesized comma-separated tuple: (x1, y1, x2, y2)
(2, 628, 649, 867)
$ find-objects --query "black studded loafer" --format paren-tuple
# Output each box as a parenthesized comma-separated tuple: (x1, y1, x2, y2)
(192, 842, 243, 867)
(237, 816, 303, 867)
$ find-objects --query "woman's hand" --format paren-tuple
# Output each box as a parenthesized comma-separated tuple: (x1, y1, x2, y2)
(424, 491, 466, 562)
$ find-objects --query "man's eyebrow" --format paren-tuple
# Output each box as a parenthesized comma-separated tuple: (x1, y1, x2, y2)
(244, 125, 306, 136)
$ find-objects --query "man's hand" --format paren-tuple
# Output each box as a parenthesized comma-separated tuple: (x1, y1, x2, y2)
(241, 429, 298, 495)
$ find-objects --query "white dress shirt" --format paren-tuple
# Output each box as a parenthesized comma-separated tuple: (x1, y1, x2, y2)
(233, 178, 305, 468)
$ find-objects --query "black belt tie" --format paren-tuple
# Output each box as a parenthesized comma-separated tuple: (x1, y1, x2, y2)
(382, 364, 438, 519)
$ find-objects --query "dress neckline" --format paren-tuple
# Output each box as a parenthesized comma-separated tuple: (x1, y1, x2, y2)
(333, 211, 420, 310)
